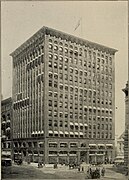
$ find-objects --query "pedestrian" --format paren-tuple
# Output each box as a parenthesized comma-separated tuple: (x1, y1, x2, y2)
(101, 167, 105, 176)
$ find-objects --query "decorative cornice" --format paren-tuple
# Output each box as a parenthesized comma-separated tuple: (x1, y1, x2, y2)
(10, 26, 118, 58)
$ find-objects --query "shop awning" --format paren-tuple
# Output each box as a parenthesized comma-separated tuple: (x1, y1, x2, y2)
(2, 135, 6, 138)
(70, 132, 74, 135)
(6, 120, 11, 123)
(49, 130, 53, 134)
(75, 123, 78, 126)
(2, 151, 11, 156)
(41, 130, 44, 134)
(98, 144, 105, 147)
(54, 131, 58, 134)
(75, 132, 79, 135)
(59, 131, 63, 134)
(70, 122, 74, 126)
(106, 144, 113, 146)
(89, 144, 97, 146)
(39, 142, 44, 145)
(79, 132, 83, 135)
(115, 159, 124, 163)
(65, 131, 69, 135)
(79, 123, 83, 126)
(84, 123, 88, 126)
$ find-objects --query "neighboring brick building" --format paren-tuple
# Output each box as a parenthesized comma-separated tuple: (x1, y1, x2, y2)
(1, 97, 12, 158)
(11, 26, 117, 164)
(122, 81, 129, 171)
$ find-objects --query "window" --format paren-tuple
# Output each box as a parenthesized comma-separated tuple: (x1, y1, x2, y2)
(65, 57, 68, 63)
(59, 73, 63, 79)
(65, 86, 68, 91)
(79, 59, 82, 66)
(64, 48, 68, 53)
(49, 80, 52, 87)
(64, 74, 68, 80)
(49, 110, 52, 116)
(49, 143, 57, 148)
(54, 120, 58, 127)
(54, 101, 58, 107)
(70, 68, 73, 73)
(54, 81, 58, 88)
(60, 143, 68, 148)
(60, 84, 63, 90)
(70, 75, 73, 81)
(65, 113, 68, 118)
(49, 44, 53, 49)
(54, 74, 58, 79)
(75, 76, 78, 83)
(54, 46, 58, 51)
(75, 58, 78, 64)
(59, 47, 63, 52)
(48, 100, 52, 106)
(64, 65, 68, 71)
(49, 91, 52, 97)
(49, 61, 52, 68)
(49, 120, 52, 126)
(54, 92, 58, 98)
(59, 112, 63, 118)
(59, 56, 63, 61)
(54, 62, 57, 68)
(59, 120, 63, 127)
(59, 102, 63, 108)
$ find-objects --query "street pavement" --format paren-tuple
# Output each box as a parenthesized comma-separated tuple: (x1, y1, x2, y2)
(2, 163, 128, 179)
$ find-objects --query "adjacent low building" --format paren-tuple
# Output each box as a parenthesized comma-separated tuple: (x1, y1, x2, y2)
(10, 26, 117, 164)
(1, 97, 12, 159)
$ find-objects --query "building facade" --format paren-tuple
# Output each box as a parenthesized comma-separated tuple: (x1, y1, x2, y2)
(122, 81, 129, 170)
(116, 132, 124, 160)
(11, 27, 117, 164)
(1, 97, 12, 159)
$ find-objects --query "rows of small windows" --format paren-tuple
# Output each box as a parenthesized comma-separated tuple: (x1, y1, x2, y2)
(49, 84, 112, 97)
(47, 127, 113, 139)
(48, 109, 112, 118)
(48, 86, 112, 99)
(48, 72, 112, 89)
(13, 141, 44, 148)
(48, 39, 113, 66)
(48, 142, 113, 149)
(13, 44, 44, 67)
(48, 54, 113, 76)
(48, 118, 112, 130)
(13, 98, 29, 109)
(48, 98, 112, 109)
(26, 55, 44, 70)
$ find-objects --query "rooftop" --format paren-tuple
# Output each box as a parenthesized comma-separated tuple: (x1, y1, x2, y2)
(10, 26, 118, 57)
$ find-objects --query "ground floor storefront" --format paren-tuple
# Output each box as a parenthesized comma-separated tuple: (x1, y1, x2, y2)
(12, 138, 115, 164)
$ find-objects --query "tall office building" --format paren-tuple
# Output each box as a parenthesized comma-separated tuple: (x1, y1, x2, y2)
(11, 27, 117, 164)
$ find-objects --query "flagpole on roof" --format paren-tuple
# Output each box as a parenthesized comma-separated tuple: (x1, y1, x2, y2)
(74, 17, 83, 37)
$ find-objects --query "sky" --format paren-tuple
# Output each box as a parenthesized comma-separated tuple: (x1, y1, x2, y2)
(1, 1, 128, 137)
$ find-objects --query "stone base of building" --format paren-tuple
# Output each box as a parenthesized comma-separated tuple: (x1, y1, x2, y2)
(12, 138, 115, 165)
